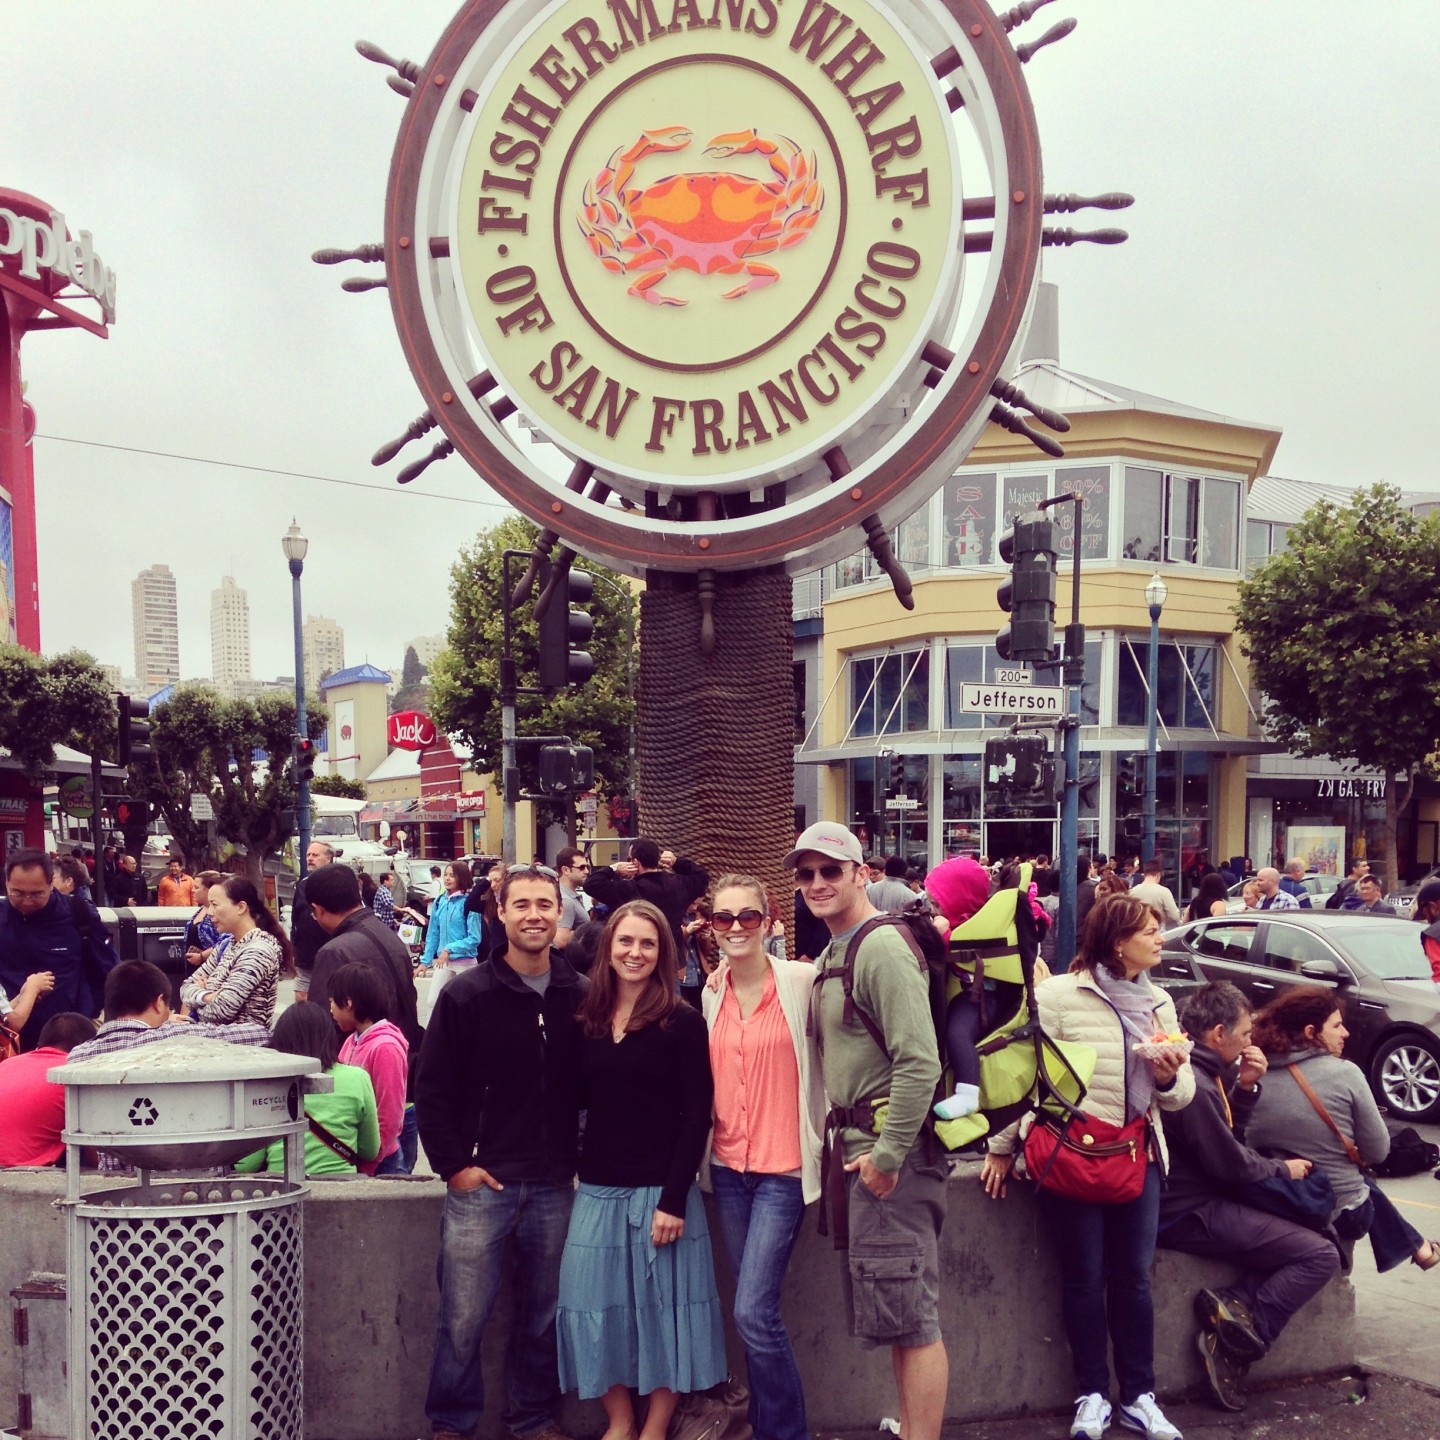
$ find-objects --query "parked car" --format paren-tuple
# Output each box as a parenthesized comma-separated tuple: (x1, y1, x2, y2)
(1157, 910, 1440, 1121)
(1388, 868, 1440, 918)
(1223, 872, 1341, 912)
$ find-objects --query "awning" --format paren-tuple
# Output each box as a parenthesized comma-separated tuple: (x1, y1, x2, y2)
(359, 800, 414, 823)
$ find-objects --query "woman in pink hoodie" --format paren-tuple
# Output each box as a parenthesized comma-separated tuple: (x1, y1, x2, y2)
(328, 961, 411, 1175)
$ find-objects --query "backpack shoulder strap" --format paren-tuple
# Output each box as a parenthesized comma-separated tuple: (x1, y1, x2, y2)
(68, 893, 92, 941)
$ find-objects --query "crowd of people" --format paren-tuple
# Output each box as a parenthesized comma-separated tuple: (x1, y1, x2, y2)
(0, 829, 1432, 1440)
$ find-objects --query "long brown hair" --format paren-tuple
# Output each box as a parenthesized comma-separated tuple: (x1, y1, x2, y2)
(1073, 893, 1154, 980)
(580, 899, 678, 1038)
(219, 875, 296, 977)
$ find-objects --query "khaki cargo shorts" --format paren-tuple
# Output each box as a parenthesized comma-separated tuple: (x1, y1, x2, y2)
(842, 1148, 948, 1348)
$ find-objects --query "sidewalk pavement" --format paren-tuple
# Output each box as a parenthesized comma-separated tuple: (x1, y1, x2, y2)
(841, 1371, 1440, 1440)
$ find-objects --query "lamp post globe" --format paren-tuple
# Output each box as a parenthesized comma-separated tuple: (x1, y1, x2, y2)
(283, 518, 313, 874)
(1143, 573, 1167, 875)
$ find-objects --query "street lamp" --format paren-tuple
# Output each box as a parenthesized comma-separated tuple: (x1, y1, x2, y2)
(282, 520, 313, 875)
(1142, 573, 1168, 873)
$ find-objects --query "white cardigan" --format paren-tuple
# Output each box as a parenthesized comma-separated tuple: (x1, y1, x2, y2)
(991, 969, 1195, 1172)
(700, 957, 825, 1205)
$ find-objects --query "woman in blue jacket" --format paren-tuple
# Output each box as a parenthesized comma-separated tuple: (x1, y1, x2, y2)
(422, 860, 484, 982)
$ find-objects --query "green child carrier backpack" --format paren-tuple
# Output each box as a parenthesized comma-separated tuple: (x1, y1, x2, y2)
(810, 866, 1095, 1242)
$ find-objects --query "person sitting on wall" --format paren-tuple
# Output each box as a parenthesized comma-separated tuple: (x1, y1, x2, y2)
(66, 960, 271, 1065)
(1156, 982, 1341, 1412)
(0, 1012, 98, 1167)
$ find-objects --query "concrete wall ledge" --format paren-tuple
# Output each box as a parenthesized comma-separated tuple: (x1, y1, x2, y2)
(0, 1164, 1354, 1440)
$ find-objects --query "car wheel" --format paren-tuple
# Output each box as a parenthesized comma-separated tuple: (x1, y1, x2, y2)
(1371, 1034, 1440, 1122)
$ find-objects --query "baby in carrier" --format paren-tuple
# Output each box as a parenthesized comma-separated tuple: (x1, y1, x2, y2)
(928, 857, 1050, 1120)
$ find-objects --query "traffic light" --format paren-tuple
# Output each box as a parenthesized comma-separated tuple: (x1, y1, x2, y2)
(996, 510, 1057, 663)
(293, 735, 317, 788)
(984, 733, 1050, 792)
(536, 743, 596, 796)
(888, 752, 906, 793)
(116, 694, 153, 768)
(537, 562, 596, 690)
(112, 797, 150, 828)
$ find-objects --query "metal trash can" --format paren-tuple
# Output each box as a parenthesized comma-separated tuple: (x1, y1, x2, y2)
(52, 1036, 330, 1440)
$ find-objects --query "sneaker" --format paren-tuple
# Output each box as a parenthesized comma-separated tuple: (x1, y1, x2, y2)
(1070, 1392, 1112, 1439)
(1116, 1393, 1181, 1440)
(1193, 1286, 1267, 1363)
(1194, 1327, 1247, 1413)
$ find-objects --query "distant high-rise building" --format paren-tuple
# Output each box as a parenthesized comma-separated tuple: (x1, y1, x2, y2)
(407, 633, 446, 669)
(210, 575, 252, 691)
(303, 615, 345, 685)
(131, 564, 180, 690)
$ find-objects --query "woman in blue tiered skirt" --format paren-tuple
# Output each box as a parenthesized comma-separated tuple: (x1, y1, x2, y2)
(557, 898, 727, 1440)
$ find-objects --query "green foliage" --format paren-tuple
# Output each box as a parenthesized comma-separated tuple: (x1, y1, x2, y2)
(0, 646, 115, 776)
(401, 645, 426, 688)
(139, 684, 325, 876)
(390, 643, 431, 717)
(1234, 484, 1440, 773)
(429, 516, 637, 807)
(311, 774, 366, 799)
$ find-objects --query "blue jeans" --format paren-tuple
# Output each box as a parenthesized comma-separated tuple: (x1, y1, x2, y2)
(1334, 1176, 1424, 1273)
(376, 1104, 419, 1175)
(710, 1168, 809, 1440)
(425, 1179, 574, 1437)
(1037, 1162, 1161, 1403)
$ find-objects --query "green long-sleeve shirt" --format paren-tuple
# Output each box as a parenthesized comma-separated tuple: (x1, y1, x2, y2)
(815, 921, 940, 1172)
(234, 1063, 379, 1176)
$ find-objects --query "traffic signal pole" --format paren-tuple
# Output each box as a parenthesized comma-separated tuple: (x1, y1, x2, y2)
(288, 552, 312, 876)
(1040, 491, 1084, 966)
(90, 750, 106, 905)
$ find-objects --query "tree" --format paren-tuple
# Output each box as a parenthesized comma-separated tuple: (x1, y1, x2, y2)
(312, 774, 366, 799)
(429, 516, 638, 822)
(1234, 483, 1440, 888)
(0, 646, 115, 776)
(138, 684, 325, 880)
(389, 644, 430, 716)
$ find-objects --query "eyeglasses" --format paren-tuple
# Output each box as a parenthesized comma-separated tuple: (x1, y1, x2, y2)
(505, 864, 558, 880)
(795, 862, 850, 884)
(712, 908, 765, 930)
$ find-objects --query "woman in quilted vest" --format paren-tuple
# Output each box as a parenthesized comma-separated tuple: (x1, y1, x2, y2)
(979, 895, 1196, 1440)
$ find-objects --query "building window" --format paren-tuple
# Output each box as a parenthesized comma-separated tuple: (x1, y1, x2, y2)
(1116, 640, 1217, 729)
(833, 507, 932, 589)
(1123, 468, 1242, 570)
(850, 650, 930, 737)
(940, 473, 998, 567)
(792, 661, 806, 743)
(1245, 519, 1292, 573)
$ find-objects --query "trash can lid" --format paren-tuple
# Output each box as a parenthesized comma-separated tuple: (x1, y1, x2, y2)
(50, 1035, 323, 1086)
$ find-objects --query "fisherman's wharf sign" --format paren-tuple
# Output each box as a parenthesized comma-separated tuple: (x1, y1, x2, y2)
(384, 0, 1048, 574)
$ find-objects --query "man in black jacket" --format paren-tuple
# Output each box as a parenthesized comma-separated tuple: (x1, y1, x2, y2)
(584, 837, 707, 951)
(288, 840, 335, 1002)
(108, 852, 149, 908)
(1157, 982, 1340, 1412)
(416, 865, 587, 1440)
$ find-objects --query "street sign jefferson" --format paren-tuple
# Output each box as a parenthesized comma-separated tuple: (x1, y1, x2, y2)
(955, 682, 1063, 717)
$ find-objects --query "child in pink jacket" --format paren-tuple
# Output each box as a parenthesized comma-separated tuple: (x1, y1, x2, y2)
(328, 961, 410, 1175)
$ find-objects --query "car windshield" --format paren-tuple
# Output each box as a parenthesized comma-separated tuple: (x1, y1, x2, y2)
(312, 814, 360, 839)
(1338, 922, 1431, 979)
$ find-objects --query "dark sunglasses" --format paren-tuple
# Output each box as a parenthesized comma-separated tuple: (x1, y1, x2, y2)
(712, 908, 765, 930)
(795, 862, 850, 884)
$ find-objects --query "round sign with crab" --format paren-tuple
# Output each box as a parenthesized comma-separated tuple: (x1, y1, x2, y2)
(385, 0, 1055, 575)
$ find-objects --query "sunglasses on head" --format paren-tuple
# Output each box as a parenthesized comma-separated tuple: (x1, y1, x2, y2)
(795, 862, 851, 884)
(712, 908, 765, 930)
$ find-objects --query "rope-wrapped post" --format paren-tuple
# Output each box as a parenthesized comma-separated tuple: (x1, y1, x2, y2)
(638, 567, 795, 913)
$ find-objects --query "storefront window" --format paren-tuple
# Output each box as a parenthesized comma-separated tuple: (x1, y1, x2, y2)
(1053, 465, 1111, 562)
(1116, 640, 1216, 730)
(833, 505, 932, 588)
(940, 473, 998, 567)
(1114, 752, 1213, 878)
(1121, 468, 1241, 571)
(850, 650, 930, 736)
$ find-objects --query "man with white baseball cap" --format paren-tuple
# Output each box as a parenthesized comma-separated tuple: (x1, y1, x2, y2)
(784, 821, 947, 1440)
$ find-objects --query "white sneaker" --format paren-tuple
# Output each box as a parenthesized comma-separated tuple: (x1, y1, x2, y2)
(1117, 1392, 1181, 1440)
(1070, 1392, 1111, 1439)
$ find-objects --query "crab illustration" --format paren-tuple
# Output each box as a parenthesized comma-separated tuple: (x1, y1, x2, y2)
(577, 126, 824, 307)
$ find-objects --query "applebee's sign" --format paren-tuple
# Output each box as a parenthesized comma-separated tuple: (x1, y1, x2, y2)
(0, 202, 117, 323)
(388, 710, 437, 750)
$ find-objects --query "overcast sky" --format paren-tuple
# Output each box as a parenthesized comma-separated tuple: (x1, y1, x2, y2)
(7, 2, 1436, 682)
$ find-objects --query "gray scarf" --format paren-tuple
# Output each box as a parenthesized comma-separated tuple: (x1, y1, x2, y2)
(1091, 967, 1161, 1122)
